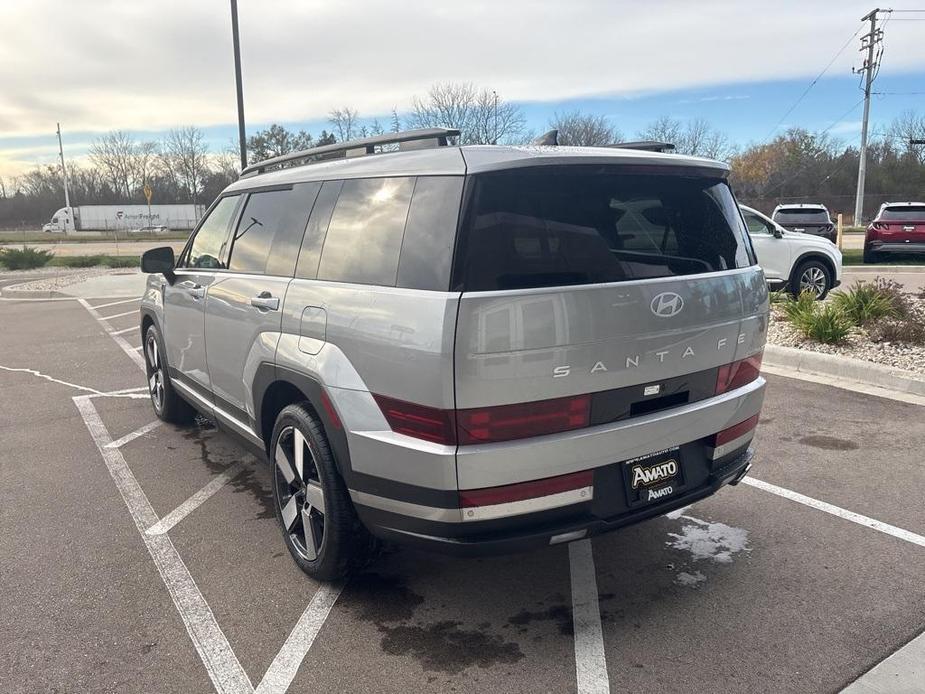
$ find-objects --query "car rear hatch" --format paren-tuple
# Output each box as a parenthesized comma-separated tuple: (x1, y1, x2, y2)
(774, 209, 833, 237)
(872, 205, 925, 243)
(450, 163, 767, 516)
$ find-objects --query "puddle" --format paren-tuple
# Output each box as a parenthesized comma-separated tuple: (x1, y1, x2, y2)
(666, 515, 749, 564)
(798, 435, 859, 451)
(674, 571, 707, 588)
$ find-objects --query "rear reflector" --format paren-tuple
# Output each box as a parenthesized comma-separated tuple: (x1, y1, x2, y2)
(373, 395, 456, 445)
(457, 394, 591, 445)
(459, 469, 593, 508)
(713, 414, 759, 447)
(715, 352, 763, 394)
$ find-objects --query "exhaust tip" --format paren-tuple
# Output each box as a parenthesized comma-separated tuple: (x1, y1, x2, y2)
(729, 462, 752, 486)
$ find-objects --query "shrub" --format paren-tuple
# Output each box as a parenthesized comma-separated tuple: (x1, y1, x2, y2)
(873, 277, 910, 316)
(768, 290, 790, 305)
(796, 303, 854, 344)
(867, 318, 925, 345)
(0, 246, 55, 270)
(49, 254, 140, 268)
(831, 280, 901, 326)
(780, 291, 817, 330)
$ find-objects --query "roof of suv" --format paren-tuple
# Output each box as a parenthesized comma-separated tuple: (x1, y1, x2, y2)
(773, 203, 828, 211)
(224, 144, 730, 193)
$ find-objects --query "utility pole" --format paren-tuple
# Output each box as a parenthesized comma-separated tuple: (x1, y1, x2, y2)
(853, 8, 885, 225)
(493, 90, 499, 145)
(56, 122, 72, 234)
(230, 0, 247, 171)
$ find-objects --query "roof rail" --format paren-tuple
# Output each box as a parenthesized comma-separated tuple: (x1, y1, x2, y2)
(608, 140, 676, 153)
(239, 127, 461, 177)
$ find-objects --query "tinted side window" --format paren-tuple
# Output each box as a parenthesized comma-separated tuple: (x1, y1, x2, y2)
(228, 183, 320, 275)
(316, 177, 415, 286)
(396, 176, 463, 291)
(743, 211, 772, 235)
(295, 180, 343, 280)
(186, 196, 239, 269)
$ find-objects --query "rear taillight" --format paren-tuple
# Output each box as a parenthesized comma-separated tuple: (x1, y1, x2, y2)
(373, 395, 456, 445)
(870, 222, 888, 232)
(712, 414, 760, 446)
(373, 393, 591, 446)
(459, 469, 593, 508)
(715, 352, 763, 395)
(457, 394, 591, 445)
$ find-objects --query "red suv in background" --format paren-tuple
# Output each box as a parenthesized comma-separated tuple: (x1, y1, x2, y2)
(864, 202, 925, 264)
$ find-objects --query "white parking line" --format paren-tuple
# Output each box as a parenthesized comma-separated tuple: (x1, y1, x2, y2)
(254, 583, 345, 694)
(105, 420, 162, 449)
(742, 477, 925, 548)
(93, 297, 141, 310)
(79, 298, 146, 372)
(146, 461, 246, 536)
(74, 395, 254, 693)
(569, 540, 610, 694)
(111, 326, 137, 336)
(841, 629, 925, 693)
(103, 309, 139, 320)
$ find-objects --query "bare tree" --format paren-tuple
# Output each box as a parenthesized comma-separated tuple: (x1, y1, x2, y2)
(0, 176, 6, 199)
(407, 82, 526, 145)
(328, 107, 359, 142)
(549, 111, 622, 146)
(160, 126, 209, 205)
(638, 116, 731, 160)
(888, 110, 925, 163)
(89, 130, 139, 198)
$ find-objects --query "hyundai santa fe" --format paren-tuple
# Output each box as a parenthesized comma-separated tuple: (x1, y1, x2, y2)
(139, 128, 768, 580)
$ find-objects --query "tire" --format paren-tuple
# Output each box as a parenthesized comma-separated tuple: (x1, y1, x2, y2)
(862, 248, 880, 264)
(790, 259, 832, 300)
(144, 324, 196, 425)
(270, 403, 374, 581)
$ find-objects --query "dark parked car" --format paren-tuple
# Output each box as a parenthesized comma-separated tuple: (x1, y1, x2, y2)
(771, 204, 836, 243)
(864, 202, 925, 263)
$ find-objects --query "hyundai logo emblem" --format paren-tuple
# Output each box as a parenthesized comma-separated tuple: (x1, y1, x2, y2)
(650, 292, 684, 318)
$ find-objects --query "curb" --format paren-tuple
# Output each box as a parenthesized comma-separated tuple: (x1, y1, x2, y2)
(842, 265, 925, 272)
(0, 284, 69, 299)
(764, 344, 925, 398)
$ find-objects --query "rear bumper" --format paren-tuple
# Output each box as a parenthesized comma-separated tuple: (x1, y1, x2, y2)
(866, 241, 925, 254)
(357, 446, 754, 556)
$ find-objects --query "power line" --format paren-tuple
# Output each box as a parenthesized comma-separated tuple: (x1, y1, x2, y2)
(764, 23, 865, 139)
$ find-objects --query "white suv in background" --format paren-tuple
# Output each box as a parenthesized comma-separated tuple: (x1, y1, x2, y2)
(740, 205, 842, 299)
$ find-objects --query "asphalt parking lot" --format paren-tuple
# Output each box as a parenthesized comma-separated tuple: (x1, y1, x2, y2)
(1, 292, 923, 694)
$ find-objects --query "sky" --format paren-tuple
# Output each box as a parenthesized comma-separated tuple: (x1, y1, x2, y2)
(1, 0, 923, 179)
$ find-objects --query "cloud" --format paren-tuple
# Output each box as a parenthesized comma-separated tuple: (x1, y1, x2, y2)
(2, 0, 923, 141)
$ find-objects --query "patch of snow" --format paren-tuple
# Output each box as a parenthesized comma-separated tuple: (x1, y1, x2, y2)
(666, 515, 749, 564)
(674, 571, 707, 587)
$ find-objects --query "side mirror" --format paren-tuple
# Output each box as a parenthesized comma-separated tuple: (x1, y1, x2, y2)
(141, 246, 176, 279)
(773, 229, 784, 239)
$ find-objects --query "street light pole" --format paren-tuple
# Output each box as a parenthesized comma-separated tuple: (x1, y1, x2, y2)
(230, 0, 247, 171)
(56, 122, 72, 234)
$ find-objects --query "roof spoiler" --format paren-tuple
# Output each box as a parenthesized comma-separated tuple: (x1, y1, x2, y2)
(240, 127, 461, 177)
(608, 141, 676, 153)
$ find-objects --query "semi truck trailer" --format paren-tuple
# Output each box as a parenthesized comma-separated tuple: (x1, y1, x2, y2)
(42, 204, 204, 233)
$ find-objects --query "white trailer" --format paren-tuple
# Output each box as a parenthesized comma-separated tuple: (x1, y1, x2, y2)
(42, 204, 205, 233)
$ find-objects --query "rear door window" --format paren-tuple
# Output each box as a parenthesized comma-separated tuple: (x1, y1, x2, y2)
(453, 168, 752, 291)
(316, 177, 415, 286)
(228, 183, 320, 276)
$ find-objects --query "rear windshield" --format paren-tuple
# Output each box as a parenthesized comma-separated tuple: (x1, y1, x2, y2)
(773, 208, 830, 225)
(453, 167, 753, 291)
(879, 206, 925, 222)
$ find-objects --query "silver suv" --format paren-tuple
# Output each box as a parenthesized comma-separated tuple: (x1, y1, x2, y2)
(139, 128, 768, 580)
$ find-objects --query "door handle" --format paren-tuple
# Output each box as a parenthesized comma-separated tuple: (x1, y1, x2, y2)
(250, 291, 279, 311)
(183, 283, 205, 300)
